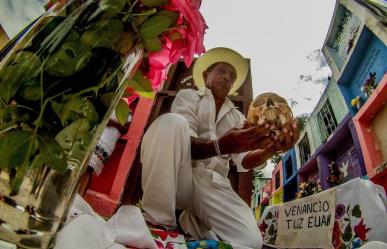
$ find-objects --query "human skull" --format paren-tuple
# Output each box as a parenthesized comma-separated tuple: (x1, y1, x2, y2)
(247, 92, 293, 127)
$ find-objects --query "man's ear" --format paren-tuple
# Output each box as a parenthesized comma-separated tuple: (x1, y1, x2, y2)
(202, 71, 208, 82)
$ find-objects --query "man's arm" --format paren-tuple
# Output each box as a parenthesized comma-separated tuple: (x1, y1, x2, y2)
(242, 148, 275, 169)
(191, 137, 218, 160)
(191, 124, 274, 160)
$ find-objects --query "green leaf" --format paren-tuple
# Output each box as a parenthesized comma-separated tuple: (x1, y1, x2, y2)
(126, 71, 155, 98)
(0, 51, 42, 103)
(32, 138, 67, 173)
(55, 119, 91, 162)
(265, 212, 273, 220)
(268, 238, 275, 245)
(101, 92, 116, 108)
(143, 37, 162, 52)
(342, 224, 353, 242)
(139, 15, 174, 38)
(51, 96, 99, 126)
(80, 19, 124, 53)
(0, 130, 38, 169)
(267, 224, 275, 236)
(115, 99, 130, 125)
(141, 0, 168, 7)
(157, 10, 179, 26)
(122, 91, 133, 98)
(99, 0, 126, 16)
(218, 242, 233, 249)
(18, 78, 42, 102)
(0, 106, 31, 124)
(351, 205, 362, 218)
(45, 41, 92, 77)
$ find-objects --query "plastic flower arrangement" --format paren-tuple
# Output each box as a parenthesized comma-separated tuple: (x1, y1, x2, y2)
(360, 72, 377, 98)
(351, 96, 361, 110)
(296, 180, 322, 199)
(326, 161, 343, 187)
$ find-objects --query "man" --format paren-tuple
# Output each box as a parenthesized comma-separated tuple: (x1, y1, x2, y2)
(141, 47, 299, 248)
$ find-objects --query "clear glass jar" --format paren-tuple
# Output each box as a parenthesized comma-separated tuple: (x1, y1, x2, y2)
(0, 1, 143, 248)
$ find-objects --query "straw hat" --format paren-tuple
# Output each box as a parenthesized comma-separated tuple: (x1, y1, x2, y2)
(193, 47, 249, 95)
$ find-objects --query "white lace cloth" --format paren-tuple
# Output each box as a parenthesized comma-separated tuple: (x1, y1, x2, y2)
(56, 195, 158, 249)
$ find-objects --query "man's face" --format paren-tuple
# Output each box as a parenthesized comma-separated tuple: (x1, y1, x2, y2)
(203, 62, 237, 98)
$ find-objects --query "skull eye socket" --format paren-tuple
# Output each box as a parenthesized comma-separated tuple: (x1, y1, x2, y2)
(271, 95, 287, 103)
(253, 98, 266, 107)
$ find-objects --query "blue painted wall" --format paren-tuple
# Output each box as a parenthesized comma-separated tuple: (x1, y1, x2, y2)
(282, 148, 297, 185)
(338, 27, 387, 113)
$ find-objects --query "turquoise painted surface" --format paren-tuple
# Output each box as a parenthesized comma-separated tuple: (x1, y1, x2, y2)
(299, 79, 349, 158)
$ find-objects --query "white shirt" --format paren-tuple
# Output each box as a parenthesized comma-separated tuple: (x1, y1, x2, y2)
(171, 87, 249, 177)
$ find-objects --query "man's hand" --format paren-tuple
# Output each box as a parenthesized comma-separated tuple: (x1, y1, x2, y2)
(218, 123, 274, 155)
(269, 119, 300, 153)
(191, 119, 299, 161)
(241, 119, 300, 169)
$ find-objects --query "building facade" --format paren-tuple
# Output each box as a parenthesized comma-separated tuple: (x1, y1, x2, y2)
(251, 0, 386, 208)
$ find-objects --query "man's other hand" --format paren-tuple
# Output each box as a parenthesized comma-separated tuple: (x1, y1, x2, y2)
(218, 122, 274, 155)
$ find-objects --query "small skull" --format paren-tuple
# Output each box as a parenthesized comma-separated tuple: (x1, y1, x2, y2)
(247, 92, 293, 127)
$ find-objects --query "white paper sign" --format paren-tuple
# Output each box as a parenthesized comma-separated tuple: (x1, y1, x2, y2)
(275, 189, 336, 248)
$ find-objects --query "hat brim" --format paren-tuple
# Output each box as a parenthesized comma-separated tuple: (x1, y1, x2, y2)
(193, 47, 248, 95)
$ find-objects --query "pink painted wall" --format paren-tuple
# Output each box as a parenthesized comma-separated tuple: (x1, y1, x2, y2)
(353, 74, 387, 190)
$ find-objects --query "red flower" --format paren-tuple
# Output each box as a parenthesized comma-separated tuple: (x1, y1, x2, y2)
(354, 219, 371, 241)
(332, 221, 344, 249)
(259, 220, 268, 235)
(142, 0, 207, 89)
(168, 231, 179, 238)
(155, 240, 164, 248)
(166, 0, 207, 64)
(151, 229, 169, 240)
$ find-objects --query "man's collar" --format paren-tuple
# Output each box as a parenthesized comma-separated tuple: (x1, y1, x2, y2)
(196, 87, 207, 96)
(199, 87, 236, 110)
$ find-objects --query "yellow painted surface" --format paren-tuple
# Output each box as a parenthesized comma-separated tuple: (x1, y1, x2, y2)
(255, 205, 261, 221)
(272, 187, 284, 205)
(0, 25, 10, 50)
(372, 105, 387, 161)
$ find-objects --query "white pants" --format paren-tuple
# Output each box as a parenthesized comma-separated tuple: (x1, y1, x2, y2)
(141, 113, 263, 249)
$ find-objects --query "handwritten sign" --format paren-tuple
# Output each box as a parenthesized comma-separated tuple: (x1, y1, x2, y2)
(275, 189, 335, 248)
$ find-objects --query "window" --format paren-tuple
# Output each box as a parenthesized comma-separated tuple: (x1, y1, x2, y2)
(299, 134, 311, 165)
(258, 194, 261, 204)
(275, 171, 280, 190)
(285, 158, 293, 179)
(317, 99, 337, 141)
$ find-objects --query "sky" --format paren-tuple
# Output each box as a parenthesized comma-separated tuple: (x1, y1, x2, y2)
(0, 0, 46, 38)
(200, 0, 337, 176)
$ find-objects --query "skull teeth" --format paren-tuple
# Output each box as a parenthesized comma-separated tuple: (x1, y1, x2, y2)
(279, 114, 286, 125)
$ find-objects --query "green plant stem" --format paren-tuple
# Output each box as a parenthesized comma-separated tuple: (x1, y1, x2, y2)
(129, 0, 140, 11)
(62, 63, 124, 101)
(131, 8, 157, 16)
(0, 122, 18, 135)
(11, 88, 70, 194)
(343, 209, 354, 248)
(345, 236, 356, 249)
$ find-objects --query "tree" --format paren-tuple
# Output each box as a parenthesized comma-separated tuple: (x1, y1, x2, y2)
(296, 113, 309, 132)
(270, 152, 284, 165)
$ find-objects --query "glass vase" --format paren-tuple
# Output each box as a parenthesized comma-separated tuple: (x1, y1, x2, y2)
(0, 1, 143, 248)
